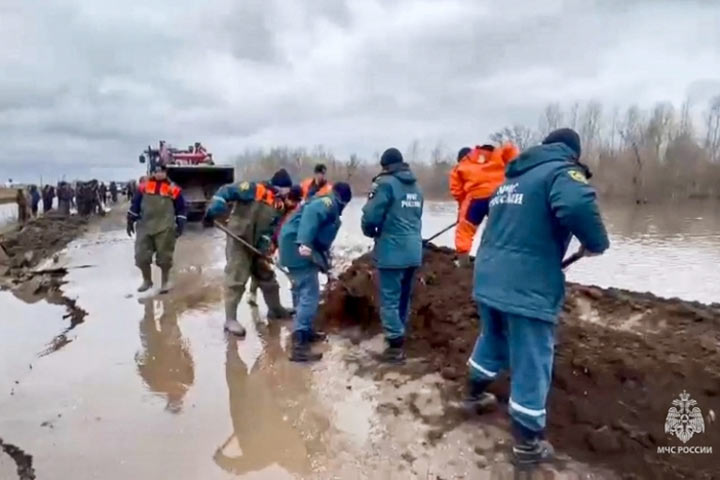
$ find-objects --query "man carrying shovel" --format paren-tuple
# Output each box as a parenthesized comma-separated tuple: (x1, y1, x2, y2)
(203, 169, 295, 337)
(278, 182, 352, 362)
(464, 128, 609, 465)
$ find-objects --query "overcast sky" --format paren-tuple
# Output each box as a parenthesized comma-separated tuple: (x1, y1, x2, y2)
(1, 0, 719, 182)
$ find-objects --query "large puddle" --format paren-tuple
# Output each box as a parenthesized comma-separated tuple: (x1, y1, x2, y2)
(0, 200, 718, 479)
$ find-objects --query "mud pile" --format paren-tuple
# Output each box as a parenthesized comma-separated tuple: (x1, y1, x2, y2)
(0, 213, 87, 275)
(317, 245, 720, 479)
(0, 437, 35, 480)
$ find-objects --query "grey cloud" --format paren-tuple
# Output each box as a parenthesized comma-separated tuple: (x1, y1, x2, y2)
(1, 0, 718, 182)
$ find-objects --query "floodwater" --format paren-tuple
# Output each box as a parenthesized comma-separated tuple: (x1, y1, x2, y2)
(0, 200, 59, 230)
(337, 200, 720, 304)
(0, 200, 718, 479)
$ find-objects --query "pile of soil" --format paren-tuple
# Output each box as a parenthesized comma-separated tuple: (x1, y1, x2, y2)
(317, 245, 720, 479)
(0, 213, 87, 275)
(0, 437, 35, 480)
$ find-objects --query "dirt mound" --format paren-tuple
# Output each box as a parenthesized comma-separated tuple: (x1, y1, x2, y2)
(0, 214, 87, 274)
(0, 437, 35, 480)
(317, 245, 720, 479)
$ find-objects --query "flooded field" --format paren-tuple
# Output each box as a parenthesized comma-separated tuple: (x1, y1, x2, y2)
(0, 200, 718, 479)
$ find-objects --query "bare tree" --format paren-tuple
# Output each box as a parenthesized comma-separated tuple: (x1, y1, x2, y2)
(490, 124, 536, 150)
(677, 98, 694, 140)
(704, 96, 720, 163)
(579, 101, 603, 161)
(406, 140, 421, 164)
(568, 102, 580, 130)
(619, 106, 647, 203)
(538, 103, 564, 136)
(430, 142, 450, 167)
(646, 102, 675, 161)
(346, 154, 360, 181)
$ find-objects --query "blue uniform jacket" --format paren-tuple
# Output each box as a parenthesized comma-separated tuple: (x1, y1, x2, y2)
(361, 163, 424, 269)
(205, 181, 269, 218)
(473, 143, 610, 323)
(278, 193, 344, 271)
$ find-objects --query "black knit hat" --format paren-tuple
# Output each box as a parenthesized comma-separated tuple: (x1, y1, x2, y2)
(314, 163, 327, 174)
(332, 182, 352, 204)
(270, 168, 292, 188)
(543, 128, 582, 158)
(288, 184, 303, 202)
(380, 148, 403, 167)
(457, 147, 471, 162)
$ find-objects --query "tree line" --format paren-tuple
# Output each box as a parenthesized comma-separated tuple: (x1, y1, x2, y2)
(234, 97, 720, 202)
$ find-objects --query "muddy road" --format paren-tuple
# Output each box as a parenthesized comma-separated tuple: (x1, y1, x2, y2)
(0, 205, 718, 479)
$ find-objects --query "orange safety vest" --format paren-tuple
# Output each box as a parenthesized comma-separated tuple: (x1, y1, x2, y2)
(300, 178, 332, 199)
(139, 179, 181, 199)
(254, 182, 283, 209)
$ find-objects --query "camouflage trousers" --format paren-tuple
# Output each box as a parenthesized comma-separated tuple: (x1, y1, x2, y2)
(135, 227, 176, 269)
(224, 237, 280, 320)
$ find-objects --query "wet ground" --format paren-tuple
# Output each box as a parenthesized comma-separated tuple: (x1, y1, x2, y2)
(0, 201, 718, 479)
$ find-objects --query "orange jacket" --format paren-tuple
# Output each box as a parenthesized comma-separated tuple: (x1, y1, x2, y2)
(449, 143, 519, 202)
(300, 178, 332, 199)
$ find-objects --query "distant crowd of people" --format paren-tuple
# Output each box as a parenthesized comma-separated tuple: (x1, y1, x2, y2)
(13, 180, 137, 225)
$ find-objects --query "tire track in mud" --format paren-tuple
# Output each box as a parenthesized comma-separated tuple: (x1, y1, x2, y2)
(0, 437, 35, 480)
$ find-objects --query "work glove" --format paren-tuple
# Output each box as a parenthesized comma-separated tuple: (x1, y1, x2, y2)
(176, 217, 186, 238)
(257, 235, 273, 254)
(202, 212, 214, 228)
(313, 250, 331, 274)
(126, 217, 135, 237)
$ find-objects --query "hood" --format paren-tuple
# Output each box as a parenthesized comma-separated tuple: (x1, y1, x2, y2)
(506, 143, 576, 178)
(330, 191, 347, 214)
(376, 162, 417, 184)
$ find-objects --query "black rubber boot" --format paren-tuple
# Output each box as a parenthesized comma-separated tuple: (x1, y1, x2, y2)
(512, 421, 555, 465)
(513, 439, 555, 465)
(137, 265, 153, 293)
(380, 337, 406, 364)
(461, 378, 498, 414)
(223, 299, 246, 337)
(289, 331, 322, 363)
(262, 285, 294, 320)
(224, 319, 247, 338)
(159, 268, 171, 294)
(308, 330, 327, 343)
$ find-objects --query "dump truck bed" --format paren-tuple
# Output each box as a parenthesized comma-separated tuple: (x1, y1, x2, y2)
(166, 165, 234, 221)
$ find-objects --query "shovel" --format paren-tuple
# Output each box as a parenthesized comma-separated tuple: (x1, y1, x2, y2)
(423, 221, 458, 246)
(562, 246, 589, 269)
(213, 221, 292, 282)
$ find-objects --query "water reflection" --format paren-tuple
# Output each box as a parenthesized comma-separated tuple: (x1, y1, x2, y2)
(214, 312, 311, 477)
(135, 299, 195, 414)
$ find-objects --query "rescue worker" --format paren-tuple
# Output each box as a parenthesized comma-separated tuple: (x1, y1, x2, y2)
(99, 182, 108, 205)
(57, 182, 72, 216)
(449, 143, 519, 266)
(465, 128, 609, 464)
(203, 169, 294, 337)
(29, 185, 40, 217)
(279, 182, 352, 362)
(109, 181, 118, 204)
(16, 188, 29, 224)
(248, 184, 303, 308)
(361, 148, 423, 364)
(42, 185, 54, 213)
(300, 163, 332, 200)
(127, 164, 187, 294)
